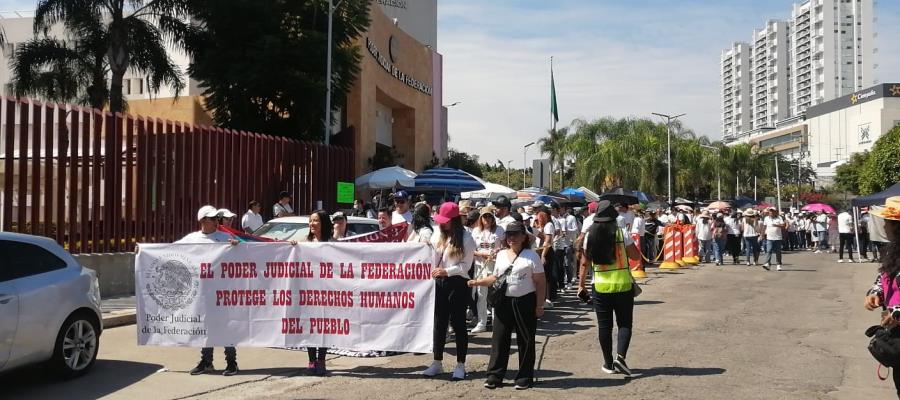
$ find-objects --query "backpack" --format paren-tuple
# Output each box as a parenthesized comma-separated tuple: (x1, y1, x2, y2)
(866, 325, 900, 368)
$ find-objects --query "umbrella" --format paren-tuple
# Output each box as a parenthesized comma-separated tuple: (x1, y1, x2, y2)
(354, 166, 416, 189)
(560, 187, 586, 199)
(802, 203, 836, 214)
(645, 201, 669, 211)
(461, 178, 516, 200)
(707, 201, 731, 210)
(673, 197, 694, 205)
(577, 186, 601, 202)
(600, 187, 639, 206)
(412, 167, 485, 192)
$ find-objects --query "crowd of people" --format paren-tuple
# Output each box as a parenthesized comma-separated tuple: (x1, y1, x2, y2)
(173, 189, 894, 390)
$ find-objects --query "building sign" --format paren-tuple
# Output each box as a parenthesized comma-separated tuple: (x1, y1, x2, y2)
(366, 37, 433, 96)
(336, 182, 354, 204)
(377, 0, 407, 9)
(851, 89, 877, 105)
(859, 123, 872, 144)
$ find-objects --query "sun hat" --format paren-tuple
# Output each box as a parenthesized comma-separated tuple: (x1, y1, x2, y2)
(592, 200, 617, 223)
(743, 209, 758, 217)
(479, 206, 496, 216)
(434, 202, 461, 224)
(505, 221, 526, 234)
(458, 200, 475, 213)
(197, 205, 219, 221)
(873, 196, 900, 221)
(699, 211, 710, 218)
(217, 208, 237, 218)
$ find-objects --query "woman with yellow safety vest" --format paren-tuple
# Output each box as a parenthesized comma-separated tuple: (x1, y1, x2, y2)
(577, 200, 642, 378)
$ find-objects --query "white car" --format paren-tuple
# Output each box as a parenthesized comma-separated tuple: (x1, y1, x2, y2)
(254, 216, 381, 242)
(0, 232, 103, 378)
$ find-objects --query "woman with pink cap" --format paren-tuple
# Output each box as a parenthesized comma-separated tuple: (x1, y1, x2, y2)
(422, 202, 476, 381)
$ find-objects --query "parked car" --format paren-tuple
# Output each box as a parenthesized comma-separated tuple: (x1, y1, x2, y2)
(0, 232, 102, 378)
(254, 216, 381, 242)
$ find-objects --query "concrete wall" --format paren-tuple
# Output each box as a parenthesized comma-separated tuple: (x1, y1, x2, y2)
(74, 253, 136, 298)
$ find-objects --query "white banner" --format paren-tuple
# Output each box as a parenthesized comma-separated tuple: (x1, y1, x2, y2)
(135, 242, 435, 353)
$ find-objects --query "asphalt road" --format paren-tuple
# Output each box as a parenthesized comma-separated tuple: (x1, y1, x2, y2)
(3, 250, 896, 399)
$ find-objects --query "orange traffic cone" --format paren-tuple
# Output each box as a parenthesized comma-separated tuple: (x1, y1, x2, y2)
(659, 225, 680, 269)
(630, 232, 647, 279)
(673, 223, 686, 266)
(681, 224, 699, 265)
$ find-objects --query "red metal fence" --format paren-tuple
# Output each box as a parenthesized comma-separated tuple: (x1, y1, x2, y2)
(0, 97, 354, 254)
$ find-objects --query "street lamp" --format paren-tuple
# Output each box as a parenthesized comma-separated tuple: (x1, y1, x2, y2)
(700, 144, 721, 201)
(651, 112, 685, 204)
(445, 101, 462, 108)
(506, 159, 514, 187)
(523, 142, 535, 189)
(323, 0, 345, 146)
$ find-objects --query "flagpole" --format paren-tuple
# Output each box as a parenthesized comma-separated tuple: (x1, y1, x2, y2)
(550, 56, 554, 191)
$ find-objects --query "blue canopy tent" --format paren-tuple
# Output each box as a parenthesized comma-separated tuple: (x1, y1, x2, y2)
(560, 187, 586, 200)
(851, 182, 900, 207)
(411, 167, 486, 194)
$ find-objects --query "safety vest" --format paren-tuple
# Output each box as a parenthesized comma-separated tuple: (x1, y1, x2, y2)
(592, 229, 632, 294)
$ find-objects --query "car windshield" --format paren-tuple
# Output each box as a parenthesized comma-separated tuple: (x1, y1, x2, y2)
(254, 222, 307, 241)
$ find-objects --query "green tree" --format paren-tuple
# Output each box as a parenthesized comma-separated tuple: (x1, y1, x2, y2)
(10, 0, 192, 112)
(859, 126, 900, 194)
(443, 148, 483, 177)
(538, 127, 568, 190)
(186, 0, 371, 140)
(833, 151, 869, 194)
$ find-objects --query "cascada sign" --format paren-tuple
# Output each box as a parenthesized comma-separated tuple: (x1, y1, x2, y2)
(366, 37, 433, 96)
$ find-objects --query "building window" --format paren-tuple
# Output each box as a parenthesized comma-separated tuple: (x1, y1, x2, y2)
(124, 80, 131, 95)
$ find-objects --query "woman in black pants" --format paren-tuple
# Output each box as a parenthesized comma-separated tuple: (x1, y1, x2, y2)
(306, 210, 333, 375)
(468, 221, 546, 390)
(423, 202, 476, 381)
(577, 201, 642, 377)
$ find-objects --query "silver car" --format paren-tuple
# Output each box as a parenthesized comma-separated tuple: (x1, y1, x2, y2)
(0, 232, 103, 378)
(254, 216, 381, 241)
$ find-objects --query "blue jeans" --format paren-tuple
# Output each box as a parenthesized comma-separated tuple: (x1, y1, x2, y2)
(765, 240, 783, 265)
(744, 236, 760, 264)
(713, 238, 726, 263)
(699, 239, 713, 263)
(817, 231, 829, 250)
(798, 230, 807, 248)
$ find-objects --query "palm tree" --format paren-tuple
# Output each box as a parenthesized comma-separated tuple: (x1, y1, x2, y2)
(538, 126, 569, 190)
(12, 0, 192, 112)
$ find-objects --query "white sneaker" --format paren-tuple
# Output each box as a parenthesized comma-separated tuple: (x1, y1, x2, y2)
(470, 323, 487, 333)
(837, 259, 844, 263)
(848, 259, 855, 263)
(544, 300, 554, 309)
(776, 265, 783, 271)
(814, 250, 821, 254)
(451, 363, 466, 381)
(422, 361, 444, 377)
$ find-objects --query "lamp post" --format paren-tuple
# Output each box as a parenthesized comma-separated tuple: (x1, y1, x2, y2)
(523, 142, 535, 189)
(774, 156, 782, 211)
(506, 159, 514, 187)
(700, 144, 721, 200)
(323, 0, 345, 146)
(651, 112, 685, 204)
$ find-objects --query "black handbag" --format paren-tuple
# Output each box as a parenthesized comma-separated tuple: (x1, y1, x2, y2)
(486, 250, 522, 308)
(866, 324, 900, 368)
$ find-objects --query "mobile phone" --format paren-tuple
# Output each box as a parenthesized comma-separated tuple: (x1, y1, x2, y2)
(577, 288, 590, 303)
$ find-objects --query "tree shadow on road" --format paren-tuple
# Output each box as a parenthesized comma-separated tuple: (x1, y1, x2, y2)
(0, 359, 162, 400)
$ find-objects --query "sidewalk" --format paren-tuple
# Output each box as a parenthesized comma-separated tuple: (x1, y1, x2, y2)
(102, 296, 136, 328)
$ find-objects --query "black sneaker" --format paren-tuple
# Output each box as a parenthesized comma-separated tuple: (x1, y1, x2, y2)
(223, 362, 238, 376)
(190, 361, 214, 375)
(613, 357, 635, 378)
(483, 377, 502, 389)
(514, 379, 534, 390)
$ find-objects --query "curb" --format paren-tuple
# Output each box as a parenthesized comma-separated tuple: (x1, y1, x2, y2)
(103, 310, 136, 328)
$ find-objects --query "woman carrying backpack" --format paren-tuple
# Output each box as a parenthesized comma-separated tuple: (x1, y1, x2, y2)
(864, 196, 900, 395)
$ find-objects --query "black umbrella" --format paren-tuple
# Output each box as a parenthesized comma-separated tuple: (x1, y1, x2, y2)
(600, 187, 639, 205)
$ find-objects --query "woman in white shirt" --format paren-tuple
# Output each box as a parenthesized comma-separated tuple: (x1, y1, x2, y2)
(762, 208, 785, 270)
(741, 210, 763, 266)
(406, 203, 434, 244)
(423, 203, 476, 381)
(471, 207, 506, 333)
(468, 221, 545, 390)
(533, 208, 557, 308)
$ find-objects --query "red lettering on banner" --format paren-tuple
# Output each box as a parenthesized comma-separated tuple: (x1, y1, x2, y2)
(360, 262, 432, 280)
(339, 263, 355, 278)
(296, 290, 355, 307)
(219, 262, 258, 279)
(282, 318, 304, 334)
(309, 318, 350, 335)
(359, 291, 416, 309)
(271, 289, 292, 306)
(214, 289, 267, 306)
(200, 263, 214, 279)
(263, 262, 313, 278)
(319, 262, 334, 278)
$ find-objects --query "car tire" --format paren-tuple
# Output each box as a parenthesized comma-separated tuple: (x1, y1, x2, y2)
(50, 312, 100, 378)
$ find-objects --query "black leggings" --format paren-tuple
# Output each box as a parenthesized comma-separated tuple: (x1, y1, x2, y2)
(433, 276, 469, 363)
(726, 234, 741, 262)
(839, 233, 855, 260)
(487, 292, 537, 385)
(307, 347, 326, 363)
(593, 288, 634, 365)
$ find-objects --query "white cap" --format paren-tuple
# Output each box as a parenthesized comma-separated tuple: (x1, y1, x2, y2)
(217, 208, 237, 218)
(197, 205, 219, 221)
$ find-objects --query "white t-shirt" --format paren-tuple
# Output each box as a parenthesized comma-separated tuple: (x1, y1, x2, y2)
(581, 213, 596, 233)
(407, 226, 433, 244)
(497, 215, 515, 231)
(241, 211, 264, 232)
(814, 214, 828, 232)
(534, 222, 555, 250)
(763, 216, 784, 240)
(631, 216, 646, 236)
(620, 211, 635, 231)
(493, 249, 544, 298)
(176, 230, 233, 244)
(430, 229, 476, 278)
(724, 216, 741, 235)
(837, 212, 854, 234)
(583, 228, 634, 249)
(273, 202, 293, 218)
(742, 219, 761, 237)
(552, 216, 568, 249)
(695, 218, 713, 241)
(473, 226, 506, 273)
(392, 210, 413, 225)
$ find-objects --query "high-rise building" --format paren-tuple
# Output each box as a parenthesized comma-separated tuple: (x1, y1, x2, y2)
(721, 42, 751, 137)
(722, 0, 875, 144)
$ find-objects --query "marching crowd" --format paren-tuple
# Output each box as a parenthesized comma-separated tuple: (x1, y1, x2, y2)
(170, 189, 897, 392)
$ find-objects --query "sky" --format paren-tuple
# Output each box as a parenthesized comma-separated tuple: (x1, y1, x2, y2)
(437, 0, 900, 170)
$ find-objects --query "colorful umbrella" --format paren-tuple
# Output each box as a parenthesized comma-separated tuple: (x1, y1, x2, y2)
(802, 203, 836, 214)
(412, 167, 485, 192)
(707, 201, 731, 210)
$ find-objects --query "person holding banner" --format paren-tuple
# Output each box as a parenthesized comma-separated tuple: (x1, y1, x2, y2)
(577, 200, 642, 378)
(468, 221, 545, 390)
(181, 205, 240, 376)
(391, 190, 413, 224)
(305, 210, 334, 375)
(332, 212, 349, 239)
(423, 202, 476, 381)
